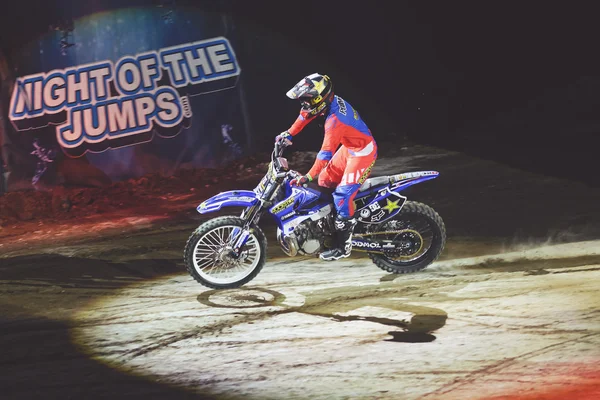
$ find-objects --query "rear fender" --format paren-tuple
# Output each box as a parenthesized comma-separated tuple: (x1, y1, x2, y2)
(197, 190, 259, 214)
(355, 171, 438, 225)
(390, 171, 439, 193)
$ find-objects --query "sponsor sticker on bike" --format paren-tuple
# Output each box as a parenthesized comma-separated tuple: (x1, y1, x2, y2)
(357, 189, 407, 224)
(271, 196, 295, 214)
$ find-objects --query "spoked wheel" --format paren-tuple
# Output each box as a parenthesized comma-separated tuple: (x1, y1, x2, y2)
(367, 201, 446, 274)
(184, 216, 267, 289)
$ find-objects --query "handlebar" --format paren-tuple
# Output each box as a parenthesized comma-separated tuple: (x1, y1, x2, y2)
(273, 139, 291, 163)
(274, 140, 288, 158)
(272, 139, 293, 177)
(274, 142, 281, 159)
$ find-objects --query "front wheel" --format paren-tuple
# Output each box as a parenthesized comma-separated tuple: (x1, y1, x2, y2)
(184, 216, 267, 289)
(367, 201, 446, 274)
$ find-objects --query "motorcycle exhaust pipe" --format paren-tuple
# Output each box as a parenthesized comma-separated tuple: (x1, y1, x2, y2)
(280, 235, 299, 257)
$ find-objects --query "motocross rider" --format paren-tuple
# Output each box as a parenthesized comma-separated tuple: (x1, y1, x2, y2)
(275, 73, 378, 261)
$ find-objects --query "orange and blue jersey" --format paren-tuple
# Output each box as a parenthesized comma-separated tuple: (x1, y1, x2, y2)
(287, 95, 378, 218)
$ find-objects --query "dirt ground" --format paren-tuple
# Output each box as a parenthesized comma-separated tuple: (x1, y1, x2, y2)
(1, 143, 599, 399)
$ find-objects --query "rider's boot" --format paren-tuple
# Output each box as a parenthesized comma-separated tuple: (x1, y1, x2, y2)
(320, 216, 357, 261)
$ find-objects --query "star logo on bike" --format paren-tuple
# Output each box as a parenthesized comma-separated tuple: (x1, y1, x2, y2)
(383, 198, 401, 213)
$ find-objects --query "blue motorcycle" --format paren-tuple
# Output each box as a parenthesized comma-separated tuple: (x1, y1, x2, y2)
(184, 142, 446, 289)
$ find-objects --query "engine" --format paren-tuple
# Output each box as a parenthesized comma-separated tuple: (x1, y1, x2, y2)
(278, 215, 335, 256)
(295, 220, 325, 255)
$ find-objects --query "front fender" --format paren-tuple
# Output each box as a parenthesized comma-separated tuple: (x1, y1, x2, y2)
(197, 190, 259, 214)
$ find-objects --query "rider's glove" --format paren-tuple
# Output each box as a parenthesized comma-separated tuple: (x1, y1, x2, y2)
(290, 174, 312, 186)
(275, 131, 293, 146)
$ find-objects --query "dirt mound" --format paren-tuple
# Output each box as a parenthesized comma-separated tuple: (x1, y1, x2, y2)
(0, 151, 317, 226)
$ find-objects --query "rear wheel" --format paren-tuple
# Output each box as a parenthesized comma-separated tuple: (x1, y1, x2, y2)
(184, 216, 267, 289)
(367, 201, 446, 274)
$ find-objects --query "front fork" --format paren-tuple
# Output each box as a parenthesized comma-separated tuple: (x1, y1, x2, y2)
(229, 173, 284, 257)
(228, 202, 264, 258)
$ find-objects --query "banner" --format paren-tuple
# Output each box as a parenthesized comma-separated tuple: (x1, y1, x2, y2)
(1, 4, 248, 192)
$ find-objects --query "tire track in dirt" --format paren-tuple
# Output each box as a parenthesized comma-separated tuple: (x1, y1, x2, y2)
(421, 332, 600, 399)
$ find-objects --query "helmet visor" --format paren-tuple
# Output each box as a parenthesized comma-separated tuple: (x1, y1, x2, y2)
(286, 77, 317, 100)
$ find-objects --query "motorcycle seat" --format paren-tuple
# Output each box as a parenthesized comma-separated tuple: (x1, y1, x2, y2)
(358, 176, 391, 192)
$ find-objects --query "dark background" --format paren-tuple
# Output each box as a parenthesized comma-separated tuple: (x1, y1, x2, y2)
(1, 0, 599, 186)
(228, 1, 600, 187)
